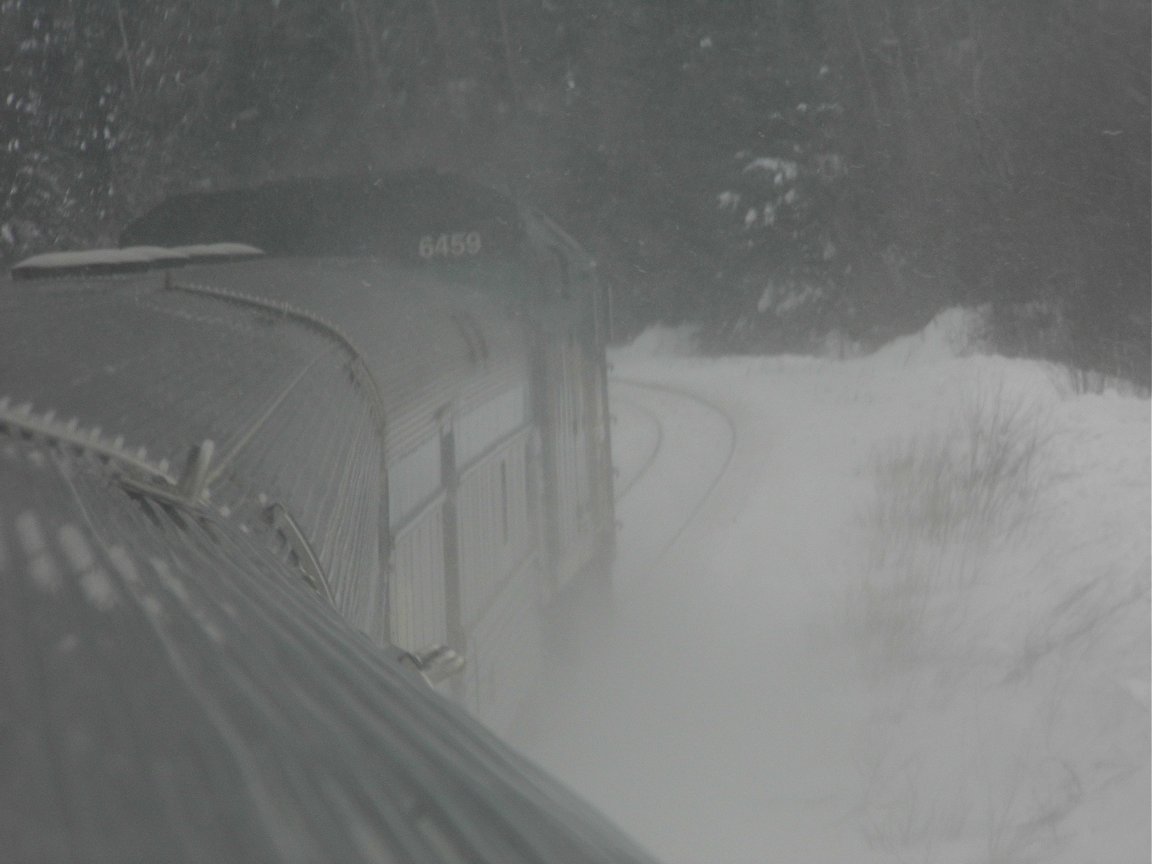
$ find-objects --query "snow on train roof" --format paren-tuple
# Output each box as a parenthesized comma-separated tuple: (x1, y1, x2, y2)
(12, 245, 187, 276)
(10, 243, 264, 279)
(170, 242, 265, 260)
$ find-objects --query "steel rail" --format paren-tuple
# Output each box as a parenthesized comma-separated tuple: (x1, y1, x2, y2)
(609, 376, 739, 569)
(608, 388, 665, 501)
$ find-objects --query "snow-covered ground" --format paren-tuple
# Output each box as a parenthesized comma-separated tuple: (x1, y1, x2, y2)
(505, 311, 1150, 864)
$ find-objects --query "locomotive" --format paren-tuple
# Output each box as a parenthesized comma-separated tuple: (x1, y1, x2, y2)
(0, 172, 639, 862)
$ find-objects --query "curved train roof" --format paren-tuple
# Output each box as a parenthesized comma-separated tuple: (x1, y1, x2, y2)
(0, 255, 532, 632)
(176, 255, 534, 459)
(0, 250, 652, 862)
(0, 423, 656, 864)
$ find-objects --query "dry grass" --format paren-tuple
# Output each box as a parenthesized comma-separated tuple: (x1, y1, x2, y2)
(852, 383, 1053, 667)
(847, 378, 1147, 862)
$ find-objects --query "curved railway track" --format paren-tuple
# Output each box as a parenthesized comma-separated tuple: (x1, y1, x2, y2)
(609, 376, 738, 577)
(610, 390, 664, 501)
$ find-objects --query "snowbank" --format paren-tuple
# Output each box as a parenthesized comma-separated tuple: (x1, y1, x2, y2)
(513, 309, 1149, 864)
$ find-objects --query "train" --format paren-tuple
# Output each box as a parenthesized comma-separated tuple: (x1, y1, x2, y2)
(0, 171, 645, 863)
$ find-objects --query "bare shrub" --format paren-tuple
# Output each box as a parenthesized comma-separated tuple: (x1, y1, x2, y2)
(849, 378, 1146, 862)
(852, 383, 1053, 666)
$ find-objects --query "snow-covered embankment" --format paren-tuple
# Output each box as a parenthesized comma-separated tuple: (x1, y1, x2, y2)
(509, 311, 1149, 864)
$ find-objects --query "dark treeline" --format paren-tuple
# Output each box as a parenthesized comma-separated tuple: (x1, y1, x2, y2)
(2, 0, 1148, 382)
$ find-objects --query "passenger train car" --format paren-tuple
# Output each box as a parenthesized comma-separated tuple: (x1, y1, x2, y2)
(0, 172, 639, 862)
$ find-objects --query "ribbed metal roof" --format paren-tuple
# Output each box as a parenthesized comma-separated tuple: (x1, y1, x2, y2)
(0, 443, 657, 864)
(0, 271, 387, 640)
(0, 267, 657, 862)
(176, 256, 533, 462)
(0, 257, 534, 639)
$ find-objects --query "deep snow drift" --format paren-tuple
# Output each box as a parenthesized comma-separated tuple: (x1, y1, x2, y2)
(505, 311, 1150, 864)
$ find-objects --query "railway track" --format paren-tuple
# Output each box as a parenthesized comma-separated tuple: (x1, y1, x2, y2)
(608, 377, 738, 581)
(610, 388, 664, 501)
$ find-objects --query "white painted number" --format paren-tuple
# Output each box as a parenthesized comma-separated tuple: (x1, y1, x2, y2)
(418, 232, 483, 259)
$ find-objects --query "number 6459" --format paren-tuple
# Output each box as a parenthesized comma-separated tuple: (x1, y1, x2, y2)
(418, 232, 482, 259)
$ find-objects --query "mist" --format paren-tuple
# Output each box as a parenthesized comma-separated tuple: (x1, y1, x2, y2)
(504, 318, 1150, 864)
(2, 2, 1148, 861)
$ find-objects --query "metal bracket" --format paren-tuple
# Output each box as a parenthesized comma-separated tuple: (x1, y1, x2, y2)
(399, 645, 466, 686)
